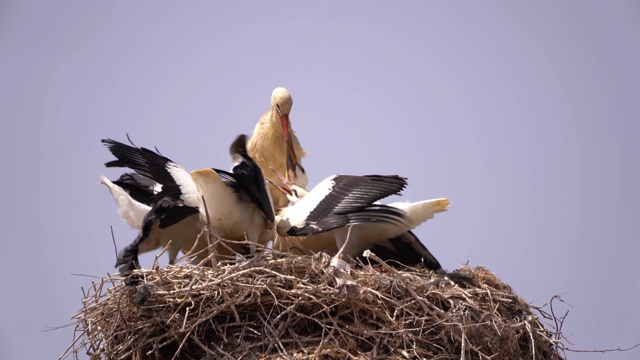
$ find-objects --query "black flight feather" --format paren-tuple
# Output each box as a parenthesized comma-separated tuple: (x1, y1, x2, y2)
(112, 172, 156, 206)
(287, 204, 408, 237)
(305, 175, 407, 225)
(101, 138, 182, 198)
(358, 230, 442, 271)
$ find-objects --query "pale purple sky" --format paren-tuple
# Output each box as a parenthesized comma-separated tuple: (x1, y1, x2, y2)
(1, 1, 639, 359)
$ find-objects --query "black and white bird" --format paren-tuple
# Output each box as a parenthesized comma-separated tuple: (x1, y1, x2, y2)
(247, 87, 308, 207)
(101, 140, 208, 275)
(101, 134, 276, 275)
(189, 135, 276, 258)
(270, 172, 449, 270)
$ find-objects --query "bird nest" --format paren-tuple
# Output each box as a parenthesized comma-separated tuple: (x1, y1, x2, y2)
(64, 250, 566, 359)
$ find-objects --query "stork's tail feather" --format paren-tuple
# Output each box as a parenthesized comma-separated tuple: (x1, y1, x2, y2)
(391, 198, 450, 228)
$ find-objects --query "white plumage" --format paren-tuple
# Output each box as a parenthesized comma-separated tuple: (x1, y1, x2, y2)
(166, 162, 201, 209)
(101, 134, 275, 275)
(100, 175, 151, 230)
(270, 172, 449, 269)
(386, 199, 451, 229)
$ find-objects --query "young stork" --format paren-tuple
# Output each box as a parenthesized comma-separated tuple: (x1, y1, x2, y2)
(189, 135, 276, 258)
(270, 172, 449, 270)
(101, 134, 275, 274)
(101, 141, 208, 274)
(247, 87, 308, 208)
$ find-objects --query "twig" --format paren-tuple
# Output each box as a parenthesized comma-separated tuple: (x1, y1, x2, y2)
(110, 225, 118, 260)
(201, 195, 218, 268)
(563, 342, 640, 354)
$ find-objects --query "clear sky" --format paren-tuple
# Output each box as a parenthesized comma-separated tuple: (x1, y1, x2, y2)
(1, 1, 638, 359)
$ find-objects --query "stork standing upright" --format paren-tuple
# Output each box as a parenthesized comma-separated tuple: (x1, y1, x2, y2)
(269, 172, 449, 270)
(247, 87, 308, 208)
(101, 134, 276, 274)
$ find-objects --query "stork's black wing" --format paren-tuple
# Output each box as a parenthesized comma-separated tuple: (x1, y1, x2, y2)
(304, 174, 407, 225)
(227, 134, 275, 223)
(286, 204, 408, 236)
(102, 138, 182, 197)
(359, 230, 442, 271)
(112, 172, 157, 206)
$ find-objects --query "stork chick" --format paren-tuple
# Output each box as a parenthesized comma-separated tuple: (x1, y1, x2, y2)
(102, 134, 276, 273)
(101, 139, 209, 274)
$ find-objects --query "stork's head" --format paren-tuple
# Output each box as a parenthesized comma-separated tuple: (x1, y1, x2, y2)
(266, 167, 308, 205)
(271, 87, 293, 116)
(271, 87, 293, 140)
(270, 87, 303, 186)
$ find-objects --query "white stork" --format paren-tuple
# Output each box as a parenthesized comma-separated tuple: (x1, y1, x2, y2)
(269, 172, 449, 270)
(101, 134, 275, 275)
(247, 87, 308, 208)
(189, 135, 275, 258)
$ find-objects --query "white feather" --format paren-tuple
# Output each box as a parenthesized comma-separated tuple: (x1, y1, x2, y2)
(282, 175, 338, 228)
(151, 181, 162, 194)
(388, 198, 450, 228)
(190, 168, 273, 246)
(100, 175, 151, 229)
(166, 162, 201, 209)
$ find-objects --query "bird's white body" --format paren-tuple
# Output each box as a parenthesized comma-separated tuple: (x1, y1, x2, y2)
(276, 198, 449, 258)
(272, 174, 449, 265)
(100, 173, 209, 265)
(191, 168, 275, 257)
(167, 163, 202, 209)
(100, 175, 150, 230)
(138, 210, 205, 265)
(102, 167, 276, 264)
(274, 175, 336, 234)
(101, 135, 275, 269)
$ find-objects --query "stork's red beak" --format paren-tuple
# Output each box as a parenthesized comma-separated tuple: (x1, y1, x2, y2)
(270, 167, 292, 187)
(278, 112, 300, 181)
(265, 172, 292, 196)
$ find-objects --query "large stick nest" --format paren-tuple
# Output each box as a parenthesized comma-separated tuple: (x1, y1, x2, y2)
(65, 251, 565, 359)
